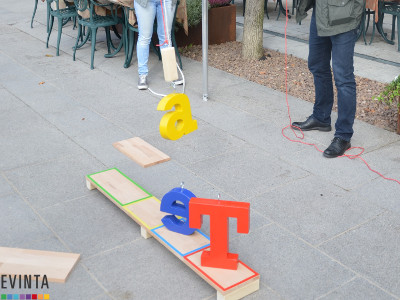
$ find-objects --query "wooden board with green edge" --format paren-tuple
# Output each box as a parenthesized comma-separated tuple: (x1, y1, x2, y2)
(86, 168, 260, 300)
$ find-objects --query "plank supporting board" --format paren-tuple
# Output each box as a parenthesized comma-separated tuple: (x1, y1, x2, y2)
(141, 226, 152, 239)
(113, 137, 170, 168)
(0, 247, 80, 283)
(86, 168, 260, 299)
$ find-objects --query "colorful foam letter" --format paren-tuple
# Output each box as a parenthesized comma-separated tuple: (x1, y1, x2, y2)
(189, 198, 250, 270)
(157, 93, 198, 140)
(160, 187, 196, 235)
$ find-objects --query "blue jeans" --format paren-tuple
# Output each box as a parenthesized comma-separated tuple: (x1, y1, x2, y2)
(308, 10, 358, 141)
(134, 0, 175, 75)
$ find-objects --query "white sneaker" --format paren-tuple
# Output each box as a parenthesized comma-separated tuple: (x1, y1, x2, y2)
(138, 75, 148, 90)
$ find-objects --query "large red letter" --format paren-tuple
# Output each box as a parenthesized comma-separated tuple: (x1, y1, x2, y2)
(189, 198, 250, 270)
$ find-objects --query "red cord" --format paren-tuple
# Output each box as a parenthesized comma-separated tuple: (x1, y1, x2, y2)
(281, 1, 400, 185)
(157, 0, 169, 47)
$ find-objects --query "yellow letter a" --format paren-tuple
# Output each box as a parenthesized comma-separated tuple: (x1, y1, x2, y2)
(157, 93, 198, 140)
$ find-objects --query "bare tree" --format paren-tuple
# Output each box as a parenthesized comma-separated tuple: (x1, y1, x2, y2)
(242, 0, 265, 60)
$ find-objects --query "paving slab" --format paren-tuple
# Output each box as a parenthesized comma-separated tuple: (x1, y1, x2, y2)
(318, 211, 400, 297)
(318, 277, 396, 300)
(0, 193, 53, 248)
(4, 152, 105, 210)
(251, 175, 384, 245)
(230, 224, 355, 300)
(84, 238, 215, 299)
(38, 194, 141, 258)
(188, 144, 309, 201)
(0, 175, 14, 197)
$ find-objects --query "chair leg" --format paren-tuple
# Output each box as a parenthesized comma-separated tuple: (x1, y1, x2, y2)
(56, 17, 63, 56)
(105, 26, 112, 54)
(397, 15, 400, 51)
(73, 23, 82, 61)
(391, 15, 396, 41)
(90, 27, 98, 69)
(46, 2, 51, 33)
(31, 0, 38, 28)
(124, 30, 135, 68)
(243, 0, 246, 16)
(265, 0, 269, 19)
(47, 15, 54, 48)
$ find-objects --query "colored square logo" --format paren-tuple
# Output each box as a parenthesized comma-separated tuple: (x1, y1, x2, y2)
(20, 295, 26, 300)
(26, 295, 31, 300)
(44, 295, 49, 300)
(38, 295, 43, 300)
(7, 295, 12, 300)
(32, 295, 37, 300)
(12, 295, 18, 300)
(1, 295, 6, 300)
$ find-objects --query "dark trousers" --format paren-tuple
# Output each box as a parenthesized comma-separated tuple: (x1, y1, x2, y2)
(308, 10, 358, 141)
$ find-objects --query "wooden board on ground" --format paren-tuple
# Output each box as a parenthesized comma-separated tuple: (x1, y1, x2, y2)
(113, 137, 170, 168)
(86, 168, 260, 299)
(0, 247, 80, 283)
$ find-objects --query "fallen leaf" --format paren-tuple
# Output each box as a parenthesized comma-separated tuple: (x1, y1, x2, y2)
(82, 118, 85, 121)
(39, 81, 45, 85)
(259, 71, 266, 75)
(45, 54, 53, 57)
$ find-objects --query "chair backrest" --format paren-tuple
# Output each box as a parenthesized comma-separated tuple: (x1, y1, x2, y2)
(74, 0, 89, 11)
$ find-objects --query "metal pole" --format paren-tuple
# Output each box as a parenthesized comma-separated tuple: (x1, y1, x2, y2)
(202, 0, 208, 101)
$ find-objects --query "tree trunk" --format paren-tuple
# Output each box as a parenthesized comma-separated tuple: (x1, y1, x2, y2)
(242, 0, 265, 60)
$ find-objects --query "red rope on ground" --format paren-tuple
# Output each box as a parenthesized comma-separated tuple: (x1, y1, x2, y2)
(281, 1, 400, 185)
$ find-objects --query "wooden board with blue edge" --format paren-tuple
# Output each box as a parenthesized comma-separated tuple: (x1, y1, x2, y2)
(86, 168, 260, 300)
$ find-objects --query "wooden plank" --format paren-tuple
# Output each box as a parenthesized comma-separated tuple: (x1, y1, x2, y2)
(0, 247, 80, 283)
(152, 226, 210, 256)
(113, 137, 170, 168)
(123, 197, 168, 230)
(87, 168, 151, 206)
(87, 168, 259, 298)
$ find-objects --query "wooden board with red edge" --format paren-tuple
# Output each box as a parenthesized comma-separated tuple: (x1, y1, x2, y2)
(86, 168, 259, 299)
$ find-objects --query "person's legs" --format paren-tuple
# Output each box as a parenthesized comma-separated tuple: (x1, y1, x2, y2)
(135, 0, 157, 76)
(331, 28, 358, 142)
(155, 0, 174, 49)
(308, 10, 334, 125)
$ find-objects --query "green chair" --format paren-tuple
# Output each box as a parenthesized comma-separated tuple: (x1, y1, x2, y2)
(73, 0, 123, 69)
(377, 0, 400, 51)
(123, 1, 182, 69)
(46, 0, 78, 56)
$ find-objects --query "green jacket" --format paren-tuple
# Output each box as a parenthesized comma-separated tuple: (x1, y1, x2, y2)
(296, 0, 364, 36)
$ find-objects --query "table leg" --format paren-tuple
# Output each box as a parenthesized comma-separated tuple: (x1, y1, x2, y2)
(31, 0, 39, 28)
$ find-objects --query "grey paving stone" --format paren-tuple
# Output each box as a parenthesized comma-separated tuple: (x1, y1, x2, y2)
(84, 237, 214, 299)
(318, 211, 400, 297)
(0, 126, 83, 171)
(143, 121, 247, 166)
(187, 144, 309, 201)
(0, 193, 53, 247)
(229, 224, 355, 300)
(318, 277, 396, 300)
(361, 141, 400, 175)
(233, 118, 326, 158)
(0, 88, 25, 112)
(4, 152, 104, 210)
(0, 24, 19, 34)
(191, 100, 270, 134)
(0, 105, 51, 135)
(251, 175, 384, 245)
(0, 175, 14, 197)
(353, 175, 400, 214)
(71, 125, 133, 167)
(242, 283, 283, 300)
(44, 105, 116, 137)
(116, 159, 234, 201)
(38, 193, 141, 258)
(280, 146, 379, 190)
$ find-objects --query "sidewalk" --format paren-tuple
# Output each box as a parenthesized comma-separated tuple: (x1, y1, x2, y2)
(1, 1, 400, 299)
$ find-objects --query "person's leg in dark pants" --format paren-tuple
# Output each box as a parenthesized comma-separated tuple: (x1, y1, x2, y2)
(331, 29, 358, 142)
(308, 9, 334, 125)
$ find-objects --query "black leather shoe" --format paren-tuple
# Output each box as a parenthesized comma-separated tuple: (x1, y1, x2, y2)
(323, 137, 351, 158)
(292, 116, 331, 132)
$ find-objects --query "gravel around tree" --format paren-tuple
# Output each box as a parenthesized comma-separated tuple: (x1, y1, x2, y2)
(180, 41, 398, 132)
